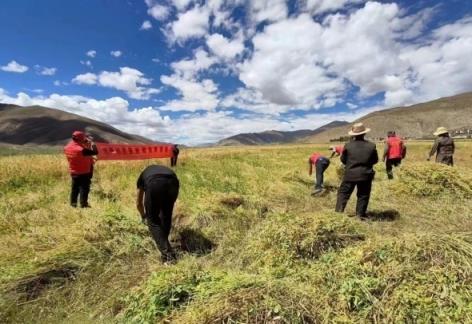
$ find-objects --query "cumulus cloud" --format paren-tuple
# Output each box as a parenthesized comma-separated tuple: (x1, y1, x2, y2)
(161, 75, 219, 111)
(145, 0, 170, 21)
(1, 60, 29, 73)
(72, 67, 159, 100)
(72, 72, 98, 85)
(86, 50, 97, 58)
(166, 5, 210, 42)
(110, 50, 122, 57)
(305, 0, 366, 15)
(35, 65, 57, 76)
(140, 20, 152, 30)
(249, 0, 288, 24)
(206, 33, 244, 60)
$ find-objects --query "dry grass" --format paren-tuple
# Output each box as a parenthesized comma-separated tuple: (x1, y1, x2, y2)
(1, 141, 471, 323)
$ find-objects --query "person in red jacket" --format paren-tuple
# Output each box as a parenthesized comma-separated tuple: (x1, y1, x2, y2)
(64, 131, 98, 208)
(382, 131, 406, 179)
(329, 145, 344, 159)
(308, 152, 330, 195)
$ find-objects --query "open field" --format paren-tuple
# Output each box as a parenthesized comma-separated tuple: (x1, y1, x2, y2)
(1, 142, 472, 323)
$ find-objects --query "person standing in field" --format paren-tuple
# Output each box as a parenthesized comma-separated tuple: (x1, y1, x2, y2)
(329, 145, 344, 159)
(170, 144, 180, 167)
(428, 127, 455, 166)
(383, 131, 406, 179)
(308, 152, 330, 195)
(136, 165, 180, 262)
(64, 131, 98, 208)
(335, 123, 378, 219)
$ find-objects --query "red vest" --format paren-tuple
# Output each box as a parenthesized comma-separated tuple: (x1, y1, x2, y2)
(387, 136, 403, 159)
(64, 141, 94, 175)
(310, 153, 321, 164)
(335, 146, 344, 154)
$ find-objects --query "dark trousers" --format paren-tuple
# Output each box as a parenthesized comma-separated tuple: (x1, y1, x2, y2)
(385, 158, 401, 179)
(70, 174, 92, 207)
(335, 180, 372, 217)
(315, 158, 330, 189)
(170, 156, 178, 167)
(437, 155, 453, 166)
(145, 176, 180, 260)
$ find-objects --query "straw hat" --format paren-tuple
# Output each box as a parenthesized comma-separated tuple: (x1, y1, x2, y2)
(348, 122, 371, 136)
(433, 126, 448, 136)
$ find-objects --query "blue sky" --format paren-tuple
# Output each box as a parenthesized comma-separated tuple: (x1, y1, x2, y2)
(1, 0, 471, 144)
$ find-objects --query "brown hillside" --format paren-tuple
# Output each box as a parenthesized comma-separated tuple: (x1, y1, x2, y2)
(0, 104, 155, 145)
(302, 92, 472, 143)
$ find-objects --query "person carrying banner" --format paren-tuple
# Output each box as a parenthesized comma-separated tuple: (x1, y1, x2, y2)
(335, 123, 378, 219)
(170, 144, 180, 167)
(308, 152, 330, 195)
(64, 131, 98, 208)
(383, 131, 406, 179)
(427, 127, 455, 166)
(136, 165, 180, 262)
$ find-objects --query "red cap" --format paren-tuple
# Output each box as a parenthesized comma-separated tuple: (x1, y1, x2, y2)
(72, 131, 86, 141)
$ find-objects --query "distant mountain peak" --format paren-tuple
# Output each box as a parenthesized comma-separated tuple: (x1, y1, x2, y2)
(0, 103, 157, 146)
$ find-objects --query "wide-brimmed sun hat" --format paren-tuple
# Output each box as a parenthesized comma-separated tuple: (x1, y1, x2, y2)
(348, 122, 371, 136)
(433, 126, 449, 136)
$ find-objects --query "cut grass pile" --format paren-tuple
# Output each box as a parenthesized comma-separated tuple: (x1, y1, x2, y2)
(0, 142, 471, 323)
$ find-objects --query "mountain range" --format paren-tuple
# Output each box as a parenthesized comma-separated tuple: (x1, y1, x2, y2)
(217, 92, 472, 145)
(0, 104, 154, 145)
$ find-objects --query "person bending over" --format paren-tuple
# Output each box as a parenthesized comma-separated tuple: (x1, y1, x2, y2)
(308, 152, 330, 195)
(136, 165, 180, 262)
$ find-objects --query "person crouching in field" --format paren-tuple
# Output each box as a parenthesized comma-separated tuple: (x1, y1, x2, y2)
(383, 131, 406, 179)
(136, 165, 179, 262)
(335, 123, 378, 219)
(428, 127, 455, 166)
(308, 152, 330, 195)
(64, 131, 98, 208)
(329, 145, 344, 159)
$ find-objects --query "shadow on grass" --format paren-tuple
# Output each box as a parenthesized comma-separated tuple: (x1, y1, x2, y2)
(14, 265, 79, 301)
(366, 209, 400, 222)
(174, 227, 215, 256)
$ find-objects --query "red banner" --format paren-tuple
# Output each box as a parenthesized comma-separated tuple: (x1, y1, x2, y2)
(96, 143, 174, 160)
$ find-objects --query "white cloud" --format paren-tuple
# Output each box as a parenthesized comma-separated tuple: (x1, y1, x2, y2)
(1, 60, 29, 73)
(167, 5, 210, 43)
(80, 60, 93, 68)
(35, 65, 57, 76)
(72, 67, 159, 100)
(72, 72, 98, 85)
(305, 0, 366, 15)
(239, 14, 346, 112)
(140, 20, 153, 30)
(161, 75, 219, 111)
(86, 50, 97, 58)
(250, 0, 288, 24)
(171, 48, 216, 78)
(145, 0, 170, 21)
(110, 50, 122, 57)
(170, 0, 193, 11)
(206, 33, 244, 60)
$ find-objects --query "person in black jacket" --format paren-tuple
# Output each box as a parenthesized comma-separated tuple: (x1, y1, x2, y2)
(170, 144, 180, 167)
(335, 123, 378, 218)
(427, 127, 455, 166)
(136, 165, 180, 262)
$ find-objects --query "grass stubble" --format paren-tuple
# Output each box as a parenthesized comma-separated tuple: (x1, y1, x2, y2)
(0, 142, 471, 323)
